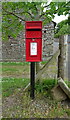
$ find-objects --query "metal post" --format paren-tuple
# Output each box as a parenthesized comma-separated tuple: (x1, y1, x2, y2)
(30, 62, 35, 99)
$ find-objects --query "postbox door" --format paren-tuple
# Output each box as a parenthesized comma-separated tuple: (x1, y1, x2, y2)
(26, 38, 42, 62)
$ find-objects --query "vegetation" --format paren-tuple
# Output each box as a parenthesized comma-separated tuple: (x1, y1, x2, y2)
(1, 62, 70, 118)
(55, 17, 70, 37)
(1, 62, 30, 66)
(2, 2, 70, 40)
(65, 81, 70, 88)
(1, 62, 30, 97)
(1, 2, 70, 117)
(2, 2, 70, 74)
(35, 79, 57, 93)
(2, 77, 29, 97)
(2, 77, 57, 98)
(2, 77, 70, 98)
(2, 61, 70, 98)
(2, 87, 70, 118)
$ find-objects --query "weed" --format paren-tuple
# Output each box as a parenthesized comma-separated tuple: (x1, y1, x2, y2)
(35, 79, 57, 94)
(65, 81, 70, 88)
(65, 109, 70, 116)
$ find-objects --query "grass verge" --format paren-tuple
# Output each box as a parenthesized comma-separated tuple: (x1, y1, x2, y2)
(2, 77, 29, 97)
(1, 62, 30, 66)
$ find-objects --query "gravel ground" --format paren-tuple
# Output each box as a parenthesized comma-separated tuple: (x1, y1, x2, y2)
(2, 88, 70, 118)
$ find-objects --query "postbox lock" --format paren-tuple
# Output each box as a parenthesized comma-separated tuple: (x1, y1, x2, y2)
(32, 38, 35, 41)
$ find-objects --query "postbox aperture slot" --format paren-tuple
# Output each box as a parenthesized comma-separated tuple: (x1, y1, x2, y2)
(26, 30, 42, 38)
(26, 29, 41, 31)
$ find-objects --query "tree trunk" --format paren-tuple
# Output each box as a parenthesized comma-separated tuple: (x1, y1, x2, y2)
(58, 35, 64, 79)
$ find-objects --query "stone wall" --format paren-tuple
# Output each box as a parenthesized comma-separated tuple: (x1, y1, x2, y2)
(2, 30, 26, 62)
(2, 22, 55, 62)
(42, 22, 54, 61)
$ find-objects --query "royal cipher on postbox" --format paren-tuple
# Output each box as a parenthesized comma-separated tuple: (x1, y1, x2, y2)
(25, 21, 42, 62)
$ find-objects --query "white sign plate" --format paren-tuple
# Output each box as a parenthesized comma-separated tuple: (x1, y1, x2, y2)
(30, 42, 37, 55)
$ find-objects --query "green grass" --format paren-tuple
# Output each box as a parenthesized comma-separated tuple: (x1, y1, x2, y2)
(66, 81, 70, 88)
(40, 61, 48, 65)
(2, 77, 29, 97)
(1, 61, 70, 98)
(65, 109, 70, 116)
(68, 82, 70, 88)
(1, 62, 30, 97)
(64, 81, 70, 88)
(3, 67, 18, 72)
(1, 61, 47, 66)
(1, 62, 70, 118)
(35, 79, 57, 93)
(2, 62, 30, 78)
(1, 62, 30, 66)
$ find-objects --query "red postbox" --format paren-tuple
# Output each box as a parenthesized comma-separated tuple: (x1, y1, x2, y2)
(25, 21, 42, 62)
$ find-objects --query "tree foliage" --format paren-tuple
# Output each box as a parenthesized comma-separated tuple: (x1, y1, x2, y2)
(55, 15, 70, 38)
(2, 2, 70, 40)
